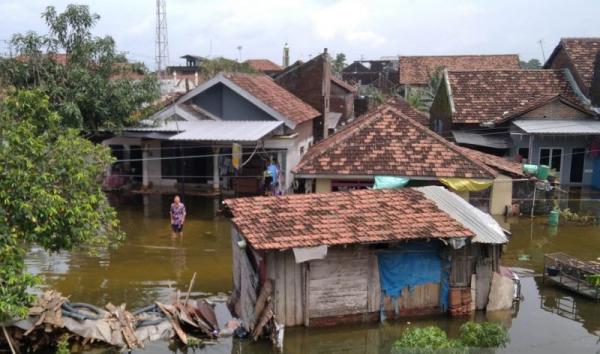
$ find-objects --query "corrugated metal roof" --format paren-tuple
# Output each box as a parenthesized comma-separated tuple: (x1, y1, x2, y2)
(452, 130, 511, 149)
(513, 119, 600, 134)
(124, 120, 199, 133)
(416, 186, 508, 244)
(169, 120, 283, 141)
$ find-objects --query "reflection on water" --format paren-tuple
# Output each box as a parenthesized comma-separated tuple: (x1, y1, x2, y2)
(25, 195, 600, 353)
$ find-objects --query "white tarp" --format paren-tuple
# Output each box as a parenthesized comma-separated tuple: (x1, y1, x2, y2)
(293, 245, 328, 263)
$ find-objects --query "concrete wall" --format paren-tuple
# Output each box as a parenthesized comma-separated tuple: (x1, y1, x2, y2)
(510, 130, 595, 185)
(490, 174, 513, 215)
(521, 100, 591, 119)
(192, 83, 275, 121)
(315, 178, 332, 193)
(142, 140, 171, 187)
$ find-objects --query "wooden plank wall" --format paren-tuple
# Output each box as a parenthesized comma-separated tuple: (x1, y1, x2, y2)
(308, 246, 369, 318)
(382, 283, 440, 312)
(267, 250, 305, 327)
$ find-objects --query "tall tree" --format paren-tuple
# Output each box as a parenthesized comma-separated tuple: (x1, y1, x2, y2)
(519, 59, 542, 69)
(331, 53, 347, 76)
(0, 90, 124, 321)
(0, 4, 159, 133)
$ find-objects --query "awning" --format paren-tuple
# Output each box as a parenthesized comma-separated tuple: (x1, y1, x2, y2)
(169, 120, 283, 142)
(513, 119, 600, 135)
(326, 112, 342, 130)
(417, 186, 507, 244)
(452, 130, 511, 149)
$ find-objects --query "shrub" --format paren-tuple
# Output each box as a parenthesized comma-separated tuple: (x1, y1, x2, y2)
(459, 321, 509, 348)
(392, 326, 464, 353)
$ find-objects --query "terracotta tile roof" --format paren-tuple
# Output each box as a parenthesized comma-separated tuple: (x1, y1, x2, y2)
(387, 96, 430, 126)
(225, 188, 475, 250)
(224, 73, 320, 125)
(294, 101, 496, 178)
(457, 146, 524, 177)
(331, 75, 357, 93)
(545, 38, 600, 91)
(244, 59, 283, 73)
(447, 69, 581, 124)
(398, 54, 520, 85)
(491, 94, 594, 125)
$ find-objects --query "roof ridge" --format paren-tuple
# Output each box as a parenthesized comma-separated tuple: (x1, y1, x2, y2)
(448, 68, 563, 73)
(399, 54, 519, 58)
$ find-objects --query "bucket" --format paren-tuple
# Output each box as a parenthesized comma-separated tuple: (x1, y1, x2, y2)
(546, 266, 560, 276)
(548, 210, 559, 226)
(523, 164, 538, 175)
(537, 165, 550, 180)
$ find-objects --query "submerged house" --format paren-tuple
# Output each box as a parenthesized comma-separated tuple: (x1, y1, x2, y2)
(430, 69, 600, 187)
(292, 100, 515, 214)
(102, 72, 319, 195)
(225, 186, 508, 328)
(274, 49, 356, 141)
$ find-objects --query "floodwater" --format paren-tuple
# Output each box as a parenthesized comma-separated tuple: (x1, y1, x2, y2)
(25, 193, 600, 354)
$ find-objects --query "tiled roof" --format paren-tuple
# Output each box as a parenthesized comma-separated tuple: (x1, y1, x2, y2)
(331, 75, 357, 93)
(224, 73, 320, 125)
(457, 147, 524, 177)
(546, 38, 600, 91)
(225, 188, 475, 250)
(244, 59, 283, 72)
(447, 69, 581, 124)
(387, 96, 430, 126)
(398, 54, 520, 85)
(294, 101, 496, 178)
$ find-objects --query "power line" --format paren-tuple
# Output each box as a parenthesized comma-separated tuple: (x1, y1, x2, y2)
(112, 148, 287, 164)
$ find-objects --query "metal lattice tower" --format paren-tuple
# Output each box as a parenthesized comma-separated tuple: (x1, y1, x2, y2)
(155, 0, 169, 77)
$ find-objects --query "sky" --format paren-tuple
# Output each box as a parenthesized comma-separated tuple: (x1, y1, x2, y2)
(0, 0, 598, 69)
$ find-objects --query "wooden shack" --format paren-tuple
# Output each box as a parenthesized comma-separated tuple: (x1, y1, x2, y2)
(225, 187, 508, 328)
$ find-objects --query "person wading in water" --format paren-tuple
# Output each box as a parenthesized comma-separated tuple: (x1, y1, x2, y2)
(170, 195, 186, 237)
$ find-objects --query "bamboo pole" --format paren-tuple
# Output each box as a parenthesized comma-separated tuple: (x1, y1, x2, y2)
(2, 325, 17, 354)
(185, 272, 197, 306)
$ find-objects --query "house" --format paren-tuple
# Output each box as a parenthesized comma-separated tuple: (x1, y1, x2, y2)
(243, 59, 283, 76)
(102, 72, 319, 195)
(292, 100, 516, 214)
(398, 54, 520, 96)
(225, 186, 508, 328)
(430, 69, 600, 187)
(274, 49, 356, 141)
(544, 38, 600, 104)
(167, 54, 207, 76)
(341, 58, 399, 92)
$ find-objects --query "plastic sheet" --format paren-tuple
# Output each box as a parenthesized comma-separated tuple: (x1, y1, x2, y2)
(373, 176, 410, 189)
(438, 178, 493, 192)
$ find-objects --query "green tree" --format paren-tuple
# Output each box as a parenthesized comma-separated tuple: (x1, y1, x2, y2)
(519, 58, 542, 69)
(331, 53, 347, 76)
(0, 90, 124, 321)
(0, 4, 159, 133)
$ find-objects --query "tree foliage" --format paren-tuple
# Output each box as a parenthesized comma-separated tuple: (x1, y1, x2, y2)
(198, 57, 258, 77)
(0, 90, 124, 321)
(331, 53, 347, 76)
(0, 4, 159, 133)
(519, 58, 542, 69)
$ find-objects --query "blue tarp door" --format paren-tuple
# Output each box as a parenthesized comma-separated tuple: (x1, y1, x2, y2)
(592, 158, 600, 189)
(377, 242, 449, 318)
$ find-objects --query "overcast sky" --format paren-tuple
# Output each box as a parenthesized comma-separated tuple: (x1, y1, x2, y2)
(0, 0, 598, 68)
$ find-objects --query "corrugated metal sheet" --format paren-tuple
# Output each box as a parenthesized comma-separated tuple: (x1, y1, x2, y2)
(452, 130, 511, 149)
(124, 120, 198, 132)
(513, 119, 600, 134)
(416, 186, 508, 244)
(169, 120, 283, 141)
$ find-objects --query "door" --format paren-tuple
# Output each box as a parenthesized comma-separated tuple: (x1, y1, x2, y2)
(570, 148, 585, 183)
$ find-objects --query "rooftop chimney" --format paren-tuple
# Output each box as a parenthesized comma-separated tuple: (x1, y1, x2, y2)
(283, 43, 290, 67)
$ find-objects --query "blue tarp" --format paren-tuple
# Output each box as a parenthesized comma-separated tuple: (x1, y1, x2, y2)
(373, 176, 410, 189)
(377, 242, 449, 312)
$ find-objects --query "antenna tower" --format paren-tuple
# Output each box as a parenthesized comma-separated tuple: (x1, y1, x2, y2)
(155, 0, 169, 77)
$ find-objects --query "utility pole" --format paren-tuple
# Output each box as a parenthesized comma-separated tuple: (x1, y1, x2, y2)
(155, 0, 169, 78)
(237, 45, 243, 62)
(538, 39, 546, 63)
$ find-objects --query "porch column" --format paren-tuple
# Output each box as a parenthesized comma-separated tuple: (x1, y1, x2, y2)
(122, 145, 131, 172)
(142, 143, 150, 187)
(212, 147, 220, 191)
(490, 174, 513, 215)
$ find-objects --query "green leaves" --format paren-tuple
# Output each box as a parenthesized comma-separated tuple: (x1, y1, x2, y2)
(0, 90, 123, 321)
(0, 4, 159, 133)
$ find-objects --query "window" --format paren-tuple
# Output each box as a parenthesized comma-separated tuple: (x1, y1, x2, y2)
(539, 148, 562, 172)
(517, 148, 529, 161)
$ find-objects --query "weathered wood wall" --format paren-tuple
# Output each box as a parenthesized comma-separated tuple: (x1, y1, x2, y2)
(308, 247, 370, 319)
(231, 228, 259, 329)
(266, 250, 305, 327)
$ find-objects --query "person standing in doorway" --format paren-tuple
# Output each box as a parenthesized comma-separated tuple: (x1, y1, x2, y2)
(170, 195, 186, 236)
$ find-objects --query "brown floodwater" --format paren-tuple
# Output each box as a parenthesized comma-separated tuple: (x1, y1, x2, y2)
(25, 193, 600, 354)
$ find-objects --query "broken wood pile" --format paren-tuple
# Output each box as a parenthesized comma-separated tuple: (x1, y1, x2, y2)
(1, 288, 232, 353)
